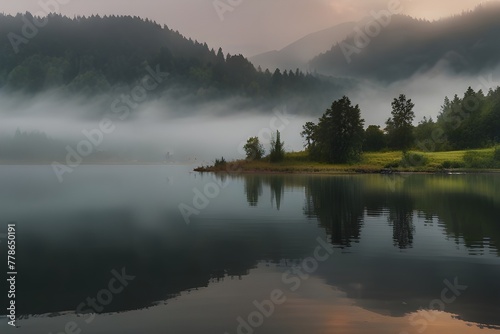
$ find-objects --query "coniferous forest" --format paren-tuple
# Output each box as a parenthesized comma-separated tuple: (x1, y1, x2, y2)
(0, 13, 347, 104)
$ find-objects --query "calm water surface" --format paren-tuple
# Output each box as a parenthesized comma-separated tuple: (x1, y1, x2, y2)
(0, 165, 499, 334)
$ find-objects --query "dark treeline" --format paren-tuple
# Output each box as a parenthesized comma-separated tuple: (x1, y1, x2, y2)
(427, 87, 500, 150)
(0, 128, 66, 161)
(0, 13, 346, 103)
(0, 128, 166, 163)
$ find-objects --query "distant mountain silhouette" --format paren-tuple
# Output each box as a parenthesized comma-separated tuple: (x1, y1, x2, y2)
(310, 2, 500, 82)
(250, 21, 356, 72)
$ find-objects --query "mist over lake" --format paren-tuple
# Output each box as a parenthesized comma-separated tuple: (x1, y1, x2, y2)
(1, 65, 499, 167)
(1, 2, 500, 334)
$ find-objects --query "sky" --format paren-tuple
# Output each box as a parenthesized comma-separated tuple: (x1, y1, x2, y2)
(0, 0, 489, 56)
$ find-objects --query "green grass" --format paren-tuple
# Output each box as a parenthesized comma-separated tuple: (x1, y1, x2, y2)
(196, 148, 500, 174)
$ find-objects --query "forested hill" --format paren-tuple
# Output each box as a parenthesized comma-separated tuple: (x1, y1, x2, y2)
(310, 3, 500, 82)
(0, 13, 347, 103)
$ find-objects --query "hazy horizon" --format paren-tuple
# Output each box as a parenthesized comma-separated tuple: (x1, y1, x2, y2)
(1, 0, 491, 56)
(1, 1, 500, 163)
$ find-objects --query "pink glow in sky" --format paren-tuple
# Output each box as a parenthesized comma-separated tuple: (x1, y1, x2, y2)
(0, 0, 490, 55)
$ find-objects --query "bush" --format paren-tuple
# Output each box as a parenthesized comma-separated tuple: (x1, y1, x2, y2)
(441, 160, 466, 169)
(214, 156, 226, 167)
(494, 147, 500, 162)
(401, 152, 429, 167)
(384, 160, 400, 168)
(285, 151, 309, 162)
(441, 161, 452, 168)
(463, 151, 495, 168)
(243, 137, 265, 161)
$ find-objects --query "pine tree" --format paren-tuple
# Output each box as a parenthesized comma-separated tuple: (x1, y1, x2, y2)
(270, 131, 285, 163)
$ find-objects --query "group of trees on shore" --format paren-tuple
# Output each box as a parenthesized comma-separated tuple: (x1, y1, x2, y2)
(238, 86, 499, 166)
(301, 94, 416, 163)
(244, 131, 285, 163)
(300, 86, 500, 163)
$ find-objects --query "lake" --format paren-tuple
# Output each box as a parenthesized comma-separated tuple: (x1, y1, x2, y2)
(1, 165, 499, 333)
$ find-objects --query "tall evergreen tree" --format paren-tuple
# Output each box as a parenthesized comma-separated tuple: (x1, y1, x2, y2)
(270, 131, 285, 163)
(386, 94, 415, 152)
(309, 96, 365, 163)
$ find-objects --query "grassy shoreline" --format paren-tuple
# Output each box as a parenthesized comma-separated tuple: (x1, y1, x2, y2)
(195, 148, 500, 174)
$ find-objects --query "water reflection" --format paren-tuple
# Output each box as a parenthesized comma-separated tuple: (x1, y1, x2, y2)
(243, 175, 262, 206)
(241, 173, 500, 254)
(269, 177, 285, 210)
(242, 174, 286, 210)
(387, 193, 415, 249)
(1, 167, 499, 333)
(303, 177, 364, 248)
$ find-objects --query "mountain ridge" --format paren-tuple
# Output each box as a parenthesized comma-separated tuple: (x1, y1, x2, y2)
(0, 12, 347, 110)
(250, 21, 357, 72)
(310, 3, 500, 82)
